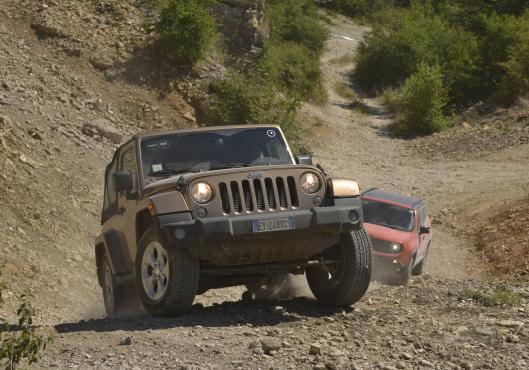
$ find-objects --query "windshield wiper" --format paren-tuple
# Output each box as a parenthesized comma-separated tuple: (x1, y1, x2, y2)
(208, 163, 252, 171)
(148, 169, 197, 177)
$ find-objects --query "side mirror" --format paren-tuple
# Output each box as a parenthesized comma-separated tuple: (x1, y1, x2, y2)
(419, 226, 431, 234)
(114, 170, 132, 192)
(295, 154, 313, 165)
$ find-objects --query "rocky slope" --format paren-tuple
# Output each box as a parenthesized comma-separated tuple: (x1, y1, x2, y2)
(0, 0, 195, 323)
(38, 278, 529, 369)
(0, 2, 528, 369)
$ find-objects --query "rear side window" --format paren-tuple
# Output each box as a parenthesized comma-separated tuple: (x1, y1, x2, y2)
(120, 147, 137, 193)
(418, 206, 428, 227)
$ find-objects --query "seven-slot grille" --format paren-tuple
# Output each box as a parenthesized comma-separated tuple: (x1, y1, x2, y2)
(219, 177, 299, 214)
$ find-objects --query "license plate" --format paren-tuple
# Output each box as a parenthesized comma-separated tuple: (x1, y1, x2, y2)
(252, 217, 295, 233)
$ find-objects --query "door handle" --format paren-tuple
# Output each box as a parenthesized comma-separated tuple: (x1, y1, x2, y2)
(118, 206, 126, 215)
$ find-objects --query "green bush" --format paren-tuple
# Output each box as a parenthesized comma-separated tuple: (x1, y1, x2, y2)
(440, 0, 529, 18)
(353, 26, 418, 93)
(0, 278, 51, 369)
(349, 1, 529, 109)
(206, 73, 300, 135)
(324, 0, 408, 17)
(261, 0, 327, 102)
(206, 73, 308, 151)
(259, 42, 326, 102)
(395, 64, 450, 135)
(497, 43, 529, 104)
(353, 6, 479, 106)
(496, 13, 529, 104)
(267, 0, 328, 55)
(469, 13, 517, 100)
(155, 0, 216, 64)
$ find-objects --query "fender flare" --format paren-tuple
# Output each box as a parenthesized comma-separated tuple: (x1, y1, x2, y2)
(94, 230, 131, 285)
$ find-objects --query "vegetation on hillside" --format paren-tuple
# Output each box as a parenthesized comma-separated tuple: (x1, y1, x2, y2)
(394, 64, 451, 135)
(206, 73, 300, 138)
(322, 0, 410, 18)
(153, 0, 217, 64)
(148, 0, 328, 149)
(0, 278, 51, 369)
(262, 0, 328, 102)
(463, 287, 522, 307)
(138, 0, 328, 151)
(327, 0, 529, 135)
(205, 0, 328, 151)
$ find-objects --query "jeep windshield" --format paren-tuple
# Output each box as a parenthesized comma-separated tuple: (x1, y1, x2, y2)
(140, 127, 294, 182)
(362, 200, 415, 232)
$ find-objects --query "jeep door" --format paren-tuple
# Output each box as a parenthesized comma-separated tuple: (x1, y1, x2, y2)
(115, 142, 141, 261)
(101, 142, 138, 273)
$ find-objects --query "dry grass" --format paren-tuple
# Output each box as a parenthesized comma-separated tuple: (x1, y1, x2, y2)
(462, 287, 522, 307)
(334, 81, 368, 114)
(328, 54, 355, 66)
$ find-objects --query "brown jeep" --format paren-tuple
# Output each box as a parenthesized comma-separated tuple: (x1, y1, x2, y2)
(95, 125, 372, 316)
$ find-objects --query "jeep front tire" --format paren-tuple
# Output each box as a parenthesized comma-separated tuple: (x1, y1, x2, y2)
(135, 228, 199, 316)
(306, 228, 373, 306)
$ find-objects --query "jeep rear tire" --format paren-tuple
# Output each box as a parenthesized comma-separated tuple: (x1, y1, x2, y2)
(135, 228, 199, 316)
(306, 228, 373, 307)
(102, 256, 126, 318)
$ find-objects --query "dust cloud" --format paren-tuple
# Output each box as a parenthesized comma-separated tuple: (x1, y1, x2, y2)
(255, 274, 314, 300)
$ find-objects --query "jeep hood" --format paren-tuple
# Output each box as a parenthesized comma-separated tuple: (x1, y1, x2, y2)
(142, 164, 320, 196)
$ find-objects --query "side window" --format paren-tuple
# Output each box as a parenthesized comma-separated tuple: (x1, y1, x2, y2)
(418, 206, 428, 227)
(107, 159, 118, 205)
(102, 156, 118, 223)
(120, 147, 138, 193)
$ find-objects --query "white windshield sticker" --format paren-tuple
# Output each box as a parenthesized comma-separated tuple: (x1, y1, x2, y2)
(152, 164, 163, 172)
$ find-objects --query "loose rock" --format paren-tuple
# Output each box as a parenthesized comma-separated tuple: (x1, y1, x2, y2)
(119, 337, 133, 346)
(259, 337, 281, 355)
(309, 344, 321, 355)
(89, 54, 114, 71)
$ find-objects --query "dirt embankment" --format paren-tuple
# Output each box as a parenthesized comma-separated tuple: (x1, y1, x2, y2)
(0, 0, 194, 323)
(466, 197, 529, 280)
(0, 3, 528, 370)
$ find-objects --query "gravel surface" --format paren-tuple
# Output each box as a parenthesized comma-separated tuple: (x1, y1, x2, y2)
(1, 3, 528, 370)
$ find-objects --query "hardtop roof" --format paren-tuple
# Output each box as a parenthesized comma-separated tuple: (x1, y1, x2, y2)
(361, 188, 425, 209)
(133, 124, 282, 141)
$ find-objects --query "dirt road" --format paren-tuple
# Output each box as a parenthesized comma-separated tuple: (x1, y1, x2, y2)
(305, 14, 529, 281)
(1, 5, 528, 369)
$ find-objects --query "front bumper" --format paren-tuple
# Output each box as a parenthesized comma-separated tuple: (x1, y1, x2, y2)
(159, 204, 362, 248)
(373, 254, 407, 274)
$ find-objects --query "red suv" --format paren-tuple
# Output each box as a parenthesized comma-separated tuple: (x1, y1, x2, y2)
(361, 189, 432, 285)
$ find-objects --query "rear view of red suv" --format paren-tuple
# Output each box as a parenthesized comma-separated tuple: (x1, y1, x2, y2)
(361, 189, 432, 285)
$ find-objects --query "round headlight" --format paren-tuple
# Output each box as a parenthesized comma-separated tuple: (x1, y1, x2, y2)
(300, 172, 320, 194)
(191, 182, 213, 204)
